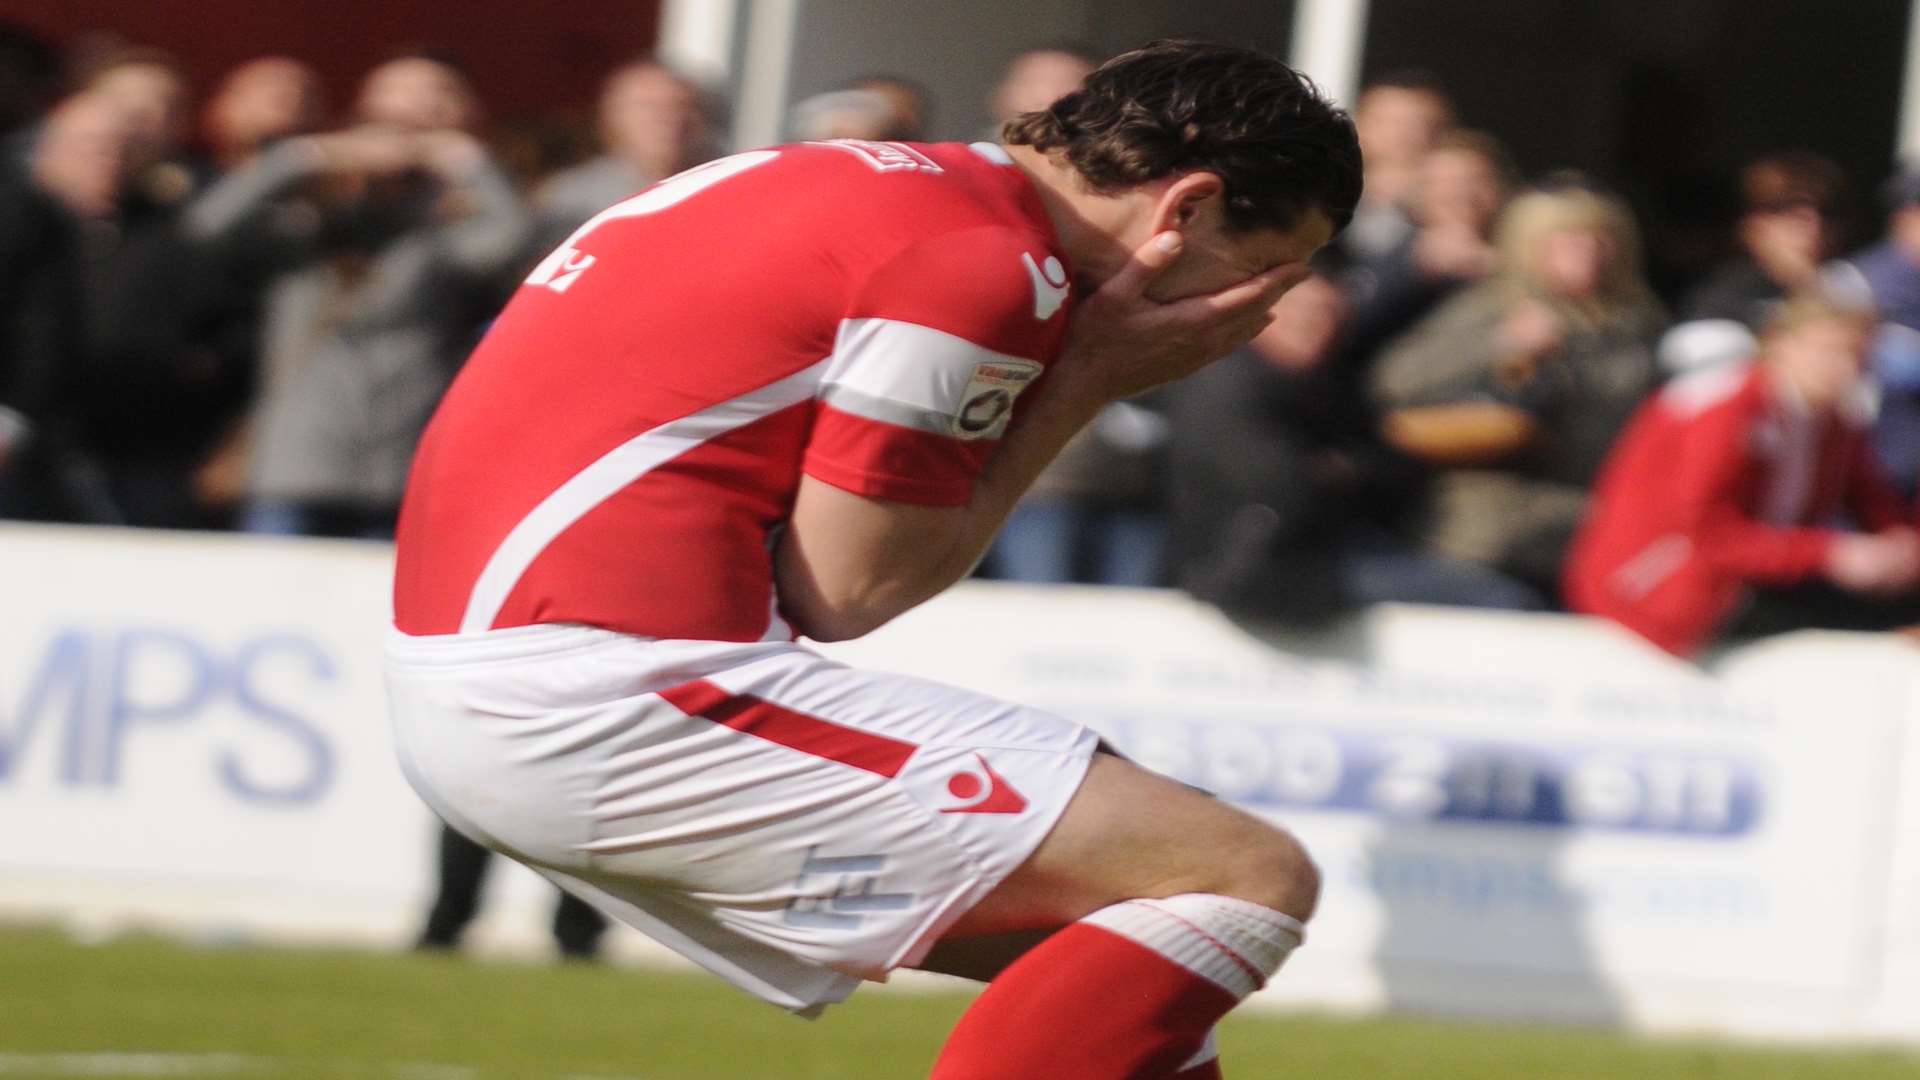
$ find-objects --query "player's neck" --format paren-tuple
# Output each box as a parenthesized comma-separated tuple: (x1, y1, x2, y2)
(1003, 143, 1153, 287)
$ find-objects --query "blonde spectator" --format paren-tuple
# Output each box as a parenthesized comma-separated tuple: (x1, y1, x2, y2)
(1373, 182, 1666, 592)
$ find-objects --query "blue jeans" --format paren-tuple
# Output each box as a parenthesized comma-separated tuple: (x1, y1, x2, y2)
(1334, 529, 1542, 610)
(988, 502, 1167, 586)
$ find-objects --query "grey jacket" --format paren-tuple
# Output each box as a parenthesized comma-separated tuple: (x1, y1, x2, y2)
(185, 139, 531, 507)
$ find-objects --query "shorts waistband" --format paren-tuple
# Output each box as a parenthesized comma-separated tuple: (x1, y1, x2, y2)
(384, 622, 649, 665)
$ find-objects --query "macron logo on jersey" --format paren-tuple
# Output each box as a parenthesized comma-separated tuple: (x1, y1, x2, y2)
(1022, 252, 1070, 321)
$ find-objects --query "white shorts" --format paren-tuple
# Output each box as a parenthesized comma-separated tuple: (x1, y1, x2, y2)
(384, 622, 1098, 1013)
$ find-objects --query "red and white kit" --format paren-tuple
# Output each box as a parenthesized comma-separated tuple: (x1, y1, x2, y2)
(385, 141, 1098, 1011)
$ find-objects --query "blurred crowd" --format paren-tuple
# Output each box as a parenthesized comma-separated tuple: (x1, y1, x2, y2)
(5, 25, 1920, 658)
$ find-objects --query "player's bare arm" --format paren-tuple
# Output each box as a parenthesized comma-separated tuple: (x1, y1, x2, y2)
(777, 183, 1325, 642)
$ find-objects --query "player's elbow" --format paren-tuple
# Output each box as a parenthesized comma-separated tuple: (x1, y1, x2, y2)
(784, 593, 900, 642)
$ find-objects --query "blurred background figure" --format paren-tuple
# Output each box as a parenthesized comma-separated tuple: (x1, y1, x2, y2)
(533, 59, 719, 247)
(0, 92, 97, 524)
(203, 56, 327, 173)
(1373, 182, 1666, 599)
(788, 87, 899, 142)
(1681, 152, 1849, 334)
(25, 87, 257, 529)
(71, 45, 200, 205)
(985, 45, 1097, 136)
(1838, 169, 1920, 495)
(1332, 128, 1514, 366)
(417, 825, 607, 962)
(1170, 273, 1540, 625)
(184, 50, 529, 539)
(849, 74, 929, 140)
(786, 75, 925, 144)
(1339, 71, 1455, 264)
(1567, 294, 1919, 655)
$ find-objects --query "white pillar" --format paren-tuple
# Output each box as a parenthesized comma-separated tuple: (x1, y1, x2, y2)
(731, 0, 803, 150)
(1899, 0, 1920, 164)
(1289, 0, 1372, 108)
(656, 0, 741, 84)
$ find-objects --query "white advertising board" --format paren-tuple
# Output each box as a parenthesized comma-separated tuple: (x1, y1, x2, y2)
(0, 525, 557, 950)
(821, 585, 1920, 1041)
(3, 523, 1917, 1041)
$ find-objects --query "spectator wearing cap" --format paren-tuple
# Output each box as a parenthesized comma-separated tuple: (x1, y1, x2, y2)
(1566, 294, 1920, 656)
(1373, 183, 1666, 597)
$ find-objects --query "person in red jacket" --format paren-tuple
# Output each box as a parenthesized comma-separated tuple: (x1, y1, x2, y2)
(1566, 294, 1920, 655)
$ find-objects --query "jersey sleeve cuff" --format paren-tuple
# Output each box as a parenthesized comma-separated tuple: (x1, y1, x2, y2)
(801, 456, 973, 507)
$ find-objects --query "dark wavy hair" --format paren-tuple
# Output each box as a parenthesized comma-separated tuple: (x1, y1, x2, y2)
(1004, 39, 1362, 235)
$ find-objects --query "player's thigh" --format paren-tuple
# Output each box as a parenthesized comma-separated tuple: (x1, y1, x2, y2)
(942, 752, 1320, 940)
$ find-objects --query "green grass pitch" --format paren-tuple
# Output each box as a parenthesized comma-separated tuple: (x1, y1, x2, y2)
(2, 925, 1917, 1079)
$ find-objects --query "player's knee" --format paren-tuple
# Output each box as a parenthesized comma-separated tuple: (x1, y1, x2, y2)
(1212, 822, 1320, 922)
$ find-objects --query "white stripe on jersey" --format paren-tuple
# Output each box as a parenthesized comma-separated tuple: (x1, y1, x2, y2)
(461, 360, 831, 633)
(820, 318, 1038, 438)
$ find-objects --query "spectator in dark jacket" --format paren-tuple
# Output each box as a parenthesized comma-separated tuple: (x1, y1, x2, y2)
(21, 90, 238, 527)
(0, 140, 92, 522)
(1170, 274, 1540, 623)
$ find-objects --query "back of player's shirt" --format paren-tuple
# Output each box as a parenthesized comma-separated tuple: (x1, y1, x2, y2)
(392, 141, 1074, 642)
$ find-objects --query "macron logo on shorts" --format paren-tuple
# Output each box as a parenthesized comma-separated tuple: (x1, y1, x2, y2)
(942, 753, 1028, 814)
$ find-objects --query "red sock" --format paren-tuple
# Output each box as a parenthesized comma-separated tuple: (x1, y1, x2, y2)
(928, 922, 1235, 1079)
(1172, 1031, 1223, 1079)
(929, 895, 1302, 1079)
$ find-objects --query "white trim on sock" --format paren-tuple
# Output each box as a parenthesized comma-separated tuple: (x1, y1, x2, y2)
(1081, 893, 1305, 1000)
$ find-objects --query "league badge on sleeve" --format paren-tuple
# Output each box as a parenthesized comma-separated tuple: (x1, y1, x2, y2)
(954, 359, 1043, 440)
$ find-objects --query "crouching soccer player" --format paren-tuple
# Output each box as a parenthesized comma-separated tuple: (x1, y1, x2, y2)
(384, 39, 1361, 1077)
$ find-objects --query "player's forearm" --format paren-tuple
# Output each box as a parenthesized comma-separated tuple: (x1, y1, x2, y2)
(942, 369, 1109, 578)
(775, 373, 1105, 642)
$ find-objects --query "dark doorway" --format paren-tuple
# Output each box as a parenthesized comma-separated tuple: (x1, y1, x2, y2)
(1364, 0, 1911, 296)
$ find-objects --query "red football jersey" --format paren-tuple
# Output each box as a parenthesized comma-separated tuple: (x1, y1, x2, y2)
(392, 141, 1074, 642)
